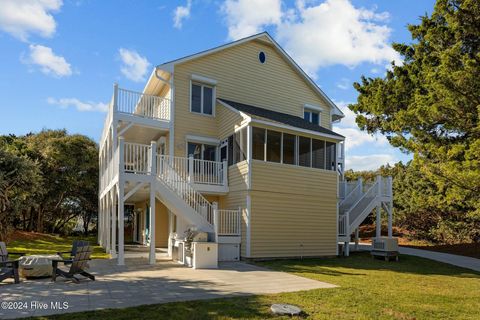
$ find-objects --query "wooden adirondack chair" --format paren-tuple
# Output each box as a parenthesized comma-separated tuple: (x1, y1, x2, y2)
(52, 245, 95, 283)
(57, 240, 90, 264)
(0, 242, 25, 284)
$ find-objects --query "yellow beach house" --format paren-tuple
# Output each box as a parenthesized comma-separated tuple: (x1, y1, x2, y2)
(97, 32, 393, 266)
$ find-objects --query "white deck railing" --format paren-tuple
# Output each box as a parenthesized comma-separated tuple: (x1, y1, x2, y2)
(215, 209, 241, 236)
(157, 155, 227, 187)
(124, 142, 151, 174)
(116, 87, 170, 120)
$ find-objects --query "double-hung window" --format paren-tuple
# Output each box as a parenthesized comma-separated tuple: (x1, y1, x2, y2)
(304, 109, 320, 125)
(187, 142, 217, 161)
(191, 82, 214, 115)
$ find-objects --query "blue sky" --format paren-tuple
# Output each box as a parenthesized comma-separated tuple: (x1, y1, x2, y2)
(0, 0, 436, 170)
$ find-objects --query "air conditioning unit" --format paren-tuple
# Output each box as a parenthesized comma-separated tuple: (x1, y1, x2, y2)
(372, 237, 398, 252)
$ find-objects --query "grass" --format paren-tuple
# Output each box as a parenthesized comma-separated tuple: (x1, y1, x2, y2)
(30, 252, 480, 320)
(7, 231, 109, 259)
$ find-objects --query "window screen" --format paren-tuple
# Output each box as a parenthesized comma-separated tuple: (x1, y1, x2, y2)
(312, 139, 325, 169)
(252, 127, 265, 161)
(282, 133, 295, 165)
(298, 136, 311, 167)
(266, 130, 281, 163)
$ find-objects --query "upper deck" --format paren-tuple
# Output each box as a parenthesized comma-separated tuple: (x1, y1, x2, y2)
(100, 85, 171, 149)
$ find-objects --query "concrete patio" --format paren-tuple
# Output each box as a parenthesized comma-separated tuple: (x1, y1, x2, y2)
(0, 258, 335, 319)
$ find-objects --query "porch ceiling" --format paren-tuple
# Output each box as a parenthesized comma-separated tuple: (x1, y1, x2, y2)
(119, 122, 168, 145)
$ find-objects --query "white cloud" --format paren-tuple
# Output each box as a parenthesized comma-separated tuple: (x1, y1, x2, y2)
(221, 0, 401, 75)
(173, 0, 192, 29)
(0, 0, 62, 41)
(47, 97, 108, 112)
(24, 44, 72, 77)
(221, 0, 282, 40)
(335, 127, 388, 151)
(334, 101, 388, 151)
(277, 0, 401, 75)
(336, 78, 350, 90)
(333, 100, 395, 170)
(345, 154, 397, 171)
(118, 48, 150, 82)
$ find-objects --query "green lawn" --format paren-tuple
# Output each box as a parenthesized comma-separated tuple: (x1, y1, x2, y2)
(8, 233, 109, 259)
(31, 252, 479, 320)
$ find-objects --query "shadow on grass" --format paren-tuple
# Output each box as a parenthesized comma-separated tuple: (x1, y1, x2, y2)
(7, 234, 108, 259)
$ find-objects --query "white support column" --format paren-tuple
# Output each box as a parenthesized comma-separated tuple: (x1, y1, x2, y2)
(149, 141, 157, 265)
(345, 241, 350, 256)
(213, 202, 219, 242)
(110, 189, 116, 257)
(149, 187, 156, 265)
(105, 195, 110, 253)
(376, 175, 382, 239)
(117, 137, 125, 265)
(113, 83, 118, 112)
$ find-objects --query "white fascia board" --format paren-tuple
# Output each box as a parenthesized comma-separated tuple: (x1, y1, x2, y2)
(249, 118, 345, 141)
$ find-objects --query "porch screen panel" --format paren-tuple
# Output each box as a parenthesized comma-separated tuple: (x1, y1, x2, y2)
(282, 133, 295, 165)
(298, 136, 311, 167)
(312, 139, 325, 169)
(252, 127, 265, 161)
(326, 142, 336, 171)
(266, 130, 281, 163)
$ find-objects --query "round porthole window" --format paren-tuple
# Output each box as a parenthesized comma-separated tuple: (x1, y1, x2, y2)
(259, 51, 266, 64)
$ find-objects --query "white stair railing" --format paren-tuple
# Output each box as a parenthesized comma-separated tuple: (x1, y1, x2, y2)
(157, 155, 214, 225)
(347, 181, 378, 226)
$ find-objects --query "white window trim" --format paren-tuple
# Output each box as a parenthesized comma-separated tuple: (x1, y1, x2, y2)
(191, 74, 217, 85)
(304, 103, 324, 112)
(190, 80, 216, 117)
(303, 104, 323, 126)
(185, 134, 220, 145)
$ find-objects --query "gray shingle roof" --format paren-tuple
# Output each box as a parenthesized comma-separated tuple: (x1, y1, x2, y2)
(218, 98, 344, 138)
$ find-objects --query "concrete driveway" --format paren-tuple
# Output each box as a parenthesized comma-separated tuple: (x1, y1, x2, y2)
(0, 258, 335, 319)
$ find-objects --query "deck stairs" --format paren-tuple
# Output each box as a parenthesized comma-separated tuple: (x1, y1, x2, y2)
(338, 176, 393, 255)
(156, 155, 215, 234)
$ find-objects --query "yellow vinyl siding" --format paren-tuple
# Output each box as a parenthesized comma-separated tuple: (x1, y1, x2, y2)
(134, 199, 169, 247)
(173, 39, 333, 157)
(249, 160, 338, 257)
(216, 104, 245, 140)
(219, 160, 249, 256)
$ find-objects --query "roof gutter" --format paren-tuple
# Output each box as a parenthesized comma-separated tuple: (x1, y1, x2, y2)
(154, 65, 171, 85)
